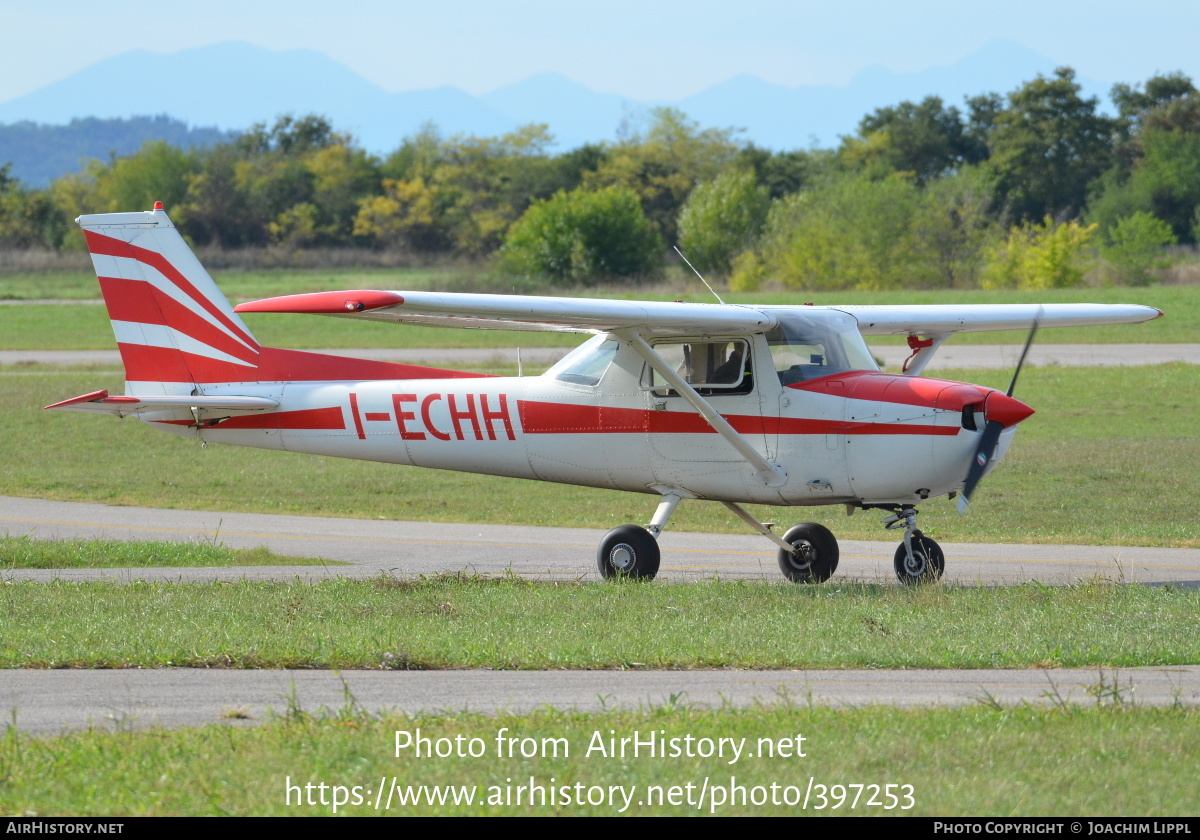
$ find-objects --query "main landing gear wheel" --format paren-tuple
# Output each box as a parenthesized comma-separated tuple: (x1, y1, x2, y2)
(777, 523, 839, 583)
(597, 525, 660, 580)
(893, 534, 944, 585)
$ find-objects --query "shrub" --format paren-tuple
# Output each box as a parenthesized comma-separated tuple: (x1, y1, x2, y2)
(1101, 211, 1178, 286)
(499, 186, 662, 284)
(982, 217, 1097, 290)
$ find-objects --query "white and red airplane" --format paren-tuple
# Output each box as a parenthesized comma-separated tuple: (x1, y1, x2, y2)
(48, 205, 1162, 583)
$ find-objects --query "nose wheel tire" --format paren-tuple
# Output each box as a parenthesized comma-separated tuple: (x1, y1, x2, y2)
(777, 523, 839, 583)
(893, 534, 944, 585)
(597, 525, 660, 580)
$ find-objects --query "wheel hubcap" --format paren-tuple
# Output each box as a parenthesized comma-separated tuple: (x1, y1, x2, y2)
(904, 551, 927, 576)
(788, 540, 815, 571)
(610, 544, 635, 571)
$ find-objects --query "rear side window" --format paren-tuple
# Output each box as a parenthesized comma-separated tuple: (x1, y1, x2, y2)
(641, 340, 753, 395)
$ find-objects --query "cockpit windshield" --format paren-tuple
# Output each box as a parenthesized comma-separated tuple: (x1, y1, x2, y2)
(764, 310, 878, 385)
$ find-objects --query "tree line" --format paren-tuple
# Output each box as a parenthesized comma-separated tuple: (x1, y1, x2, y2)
(2, 67, 1197, 290)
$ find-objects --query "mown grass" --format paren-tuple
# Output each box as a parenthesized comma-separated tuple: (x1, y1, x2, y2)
(0, 283, 1190, 350)
(6, 365, 1198, 547)
(1, 577, 1195, 669)
(1, 703, 1195, 815)
(0, 536, 345, 569)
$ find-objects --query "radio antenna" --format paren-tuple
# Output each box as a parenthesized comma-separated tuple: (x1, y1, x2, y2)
(673, 246, 725, 304)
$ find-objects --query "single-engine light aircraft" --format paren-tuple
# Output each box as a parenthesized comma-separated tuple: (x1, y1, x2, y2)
(48, 205, 1162, 583)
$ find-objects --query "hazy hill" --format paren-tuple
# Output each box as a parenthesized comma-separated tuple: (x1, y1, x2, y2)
(0, 116, 232, 188)
(0, 39, 1112, 183)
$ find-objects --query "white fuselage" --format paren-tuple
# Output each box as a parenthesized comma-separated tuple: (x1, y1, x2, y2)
(148, 335, 1011, 509)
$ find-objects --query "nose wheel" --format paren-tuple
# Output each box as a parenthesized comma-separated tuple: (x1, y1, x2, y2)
(883, 506, 944, 585)
(892, 534, 944, 585)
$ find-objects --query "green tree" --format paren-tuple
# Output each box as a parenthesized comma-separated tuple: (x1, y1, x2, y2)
(0, 164, 70, 249)
(677, 170, 769, 276)
(98, 140, 196, 213)
(499, 186, 663, 284)
(986, 68, 1114, 222)
(757, 172, 934, 291)
(840, 96, 982, 184)
(910, 165, 1001, 287)
(1089, 90, 1200, 244)
(1101, 211, 1177, 286)
(585, 108, 742, 243)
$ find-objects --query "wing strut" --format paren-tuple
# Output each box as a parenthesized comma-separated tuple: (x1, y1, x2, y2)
(624, 332, 787, 487)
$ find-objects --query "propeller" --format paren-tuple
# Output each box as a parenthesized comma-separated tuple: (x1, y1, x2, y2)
(956, 311, 1041, 515)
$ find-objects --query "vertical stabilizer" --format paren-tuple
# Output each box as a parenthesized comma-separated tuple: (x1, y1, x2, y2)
(77, 205, 261, 395)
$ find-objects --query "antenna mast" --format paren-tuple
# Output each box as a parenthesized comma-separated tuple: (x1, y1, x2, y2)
(674, 246, 725, 304)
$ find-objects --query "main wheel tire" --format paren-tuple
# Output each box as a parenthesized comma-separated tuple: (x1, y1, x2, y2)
(893, 534, 945, 585)
(597, 525, 660, 580)
(777, 523, 839, 583)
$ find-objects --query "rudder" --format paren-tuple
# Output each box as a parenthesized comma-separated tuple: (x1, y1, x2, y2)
(78, 204, 261, 395)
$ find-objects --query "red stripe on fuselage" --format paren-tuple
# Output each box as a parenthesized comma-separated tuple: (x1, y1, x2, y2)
(516, 401, 957, 437)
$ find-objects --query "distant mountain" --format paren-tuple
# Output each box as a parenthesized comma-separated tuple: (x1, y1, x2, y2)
(0, 116, 232, 188)
(0, 39, 1118, 183)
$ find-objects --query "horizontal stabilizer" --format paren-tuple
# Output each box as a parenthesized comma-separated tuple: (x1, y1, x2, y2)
(45, 389, 279, 416)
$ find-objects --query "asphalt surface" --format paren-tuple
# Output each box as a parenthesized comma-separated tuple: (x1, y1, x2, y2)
(5, 343, 1200, 370)
(5, 495, 1199, 587)
(5, 667, 1198, 735)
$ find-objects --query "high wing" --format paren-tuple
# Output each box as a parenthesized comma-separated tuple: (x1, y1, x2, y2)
(234, 290, 775, 336)
(824, 303, 1162, 336)
(236, 292, 1160, 338)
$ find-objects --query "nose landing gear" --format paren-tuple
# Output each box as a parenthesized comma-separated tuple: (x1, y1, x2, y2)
(882, 506, 944, 585)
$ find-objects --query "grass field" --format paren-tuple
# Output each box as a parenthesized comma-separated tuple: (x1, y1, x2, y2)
(0, 536, 346, 568)
(5, 364, 1197, 547)
(2, 704, 1194, 816)
(0, 280, 1191, 350)
(1, 577, 1195, 670)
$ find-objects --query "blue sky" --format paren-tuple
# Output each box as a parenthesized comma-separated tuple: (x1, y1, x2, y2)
(3, 0, 1197, 102)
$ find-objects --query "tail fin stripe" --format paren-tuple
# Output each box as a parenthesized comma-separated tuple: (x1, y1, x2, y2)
(99, 277, 260, 365)
(111, 321, 258, 368)
(99, 260, 259, 355)
(116, 343, 195, 386)
(84, 231, 258, 350)
(118, 344, 260, 386)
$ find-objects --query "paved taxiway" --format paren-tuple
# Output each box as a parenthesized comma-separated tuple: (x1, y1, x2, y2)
(5, 495, 1199, 587)
(5, 667, 1199, 734)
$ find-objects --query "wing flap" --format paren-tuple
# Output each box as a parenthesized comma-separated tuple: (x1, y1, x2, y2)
(235, 290, 776, 335)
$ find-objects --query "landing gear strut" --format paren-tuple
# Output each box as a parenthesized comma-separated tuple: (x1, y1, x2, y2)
(882, 506, 944, 585)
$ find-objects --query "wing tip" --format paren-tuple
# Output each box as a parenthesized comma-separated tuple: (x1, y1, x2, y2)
(234, 290, 404, 315)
